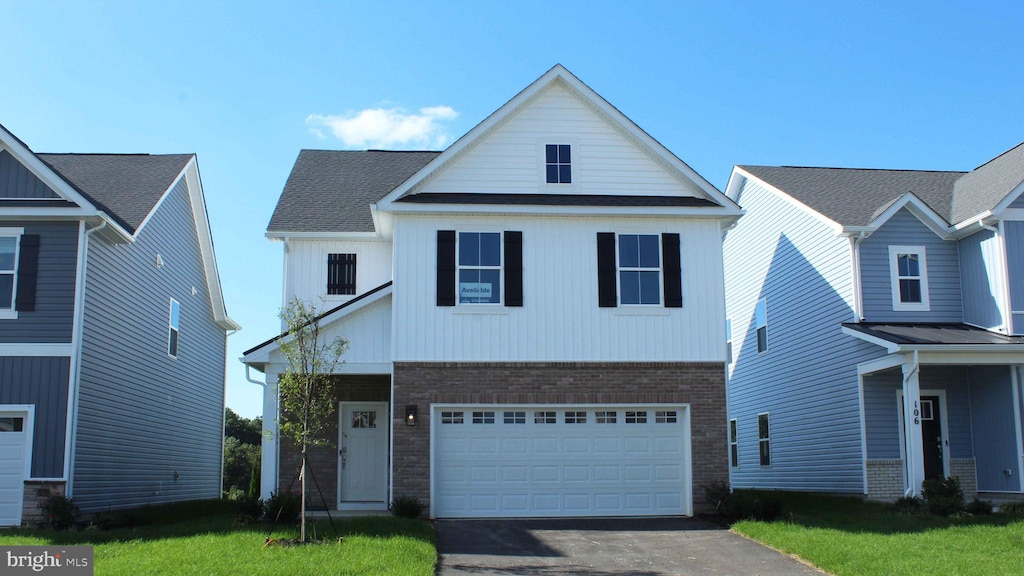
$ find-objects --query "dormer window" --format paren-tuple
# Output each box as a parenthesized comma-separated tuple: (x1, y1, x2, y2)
(888, 245, 930, 311)
(545, 144, 571, 184)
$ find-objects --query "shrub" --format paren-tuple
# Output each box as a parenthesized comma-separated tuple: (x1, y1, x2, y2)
(90, 499, 235, 530)
(999, 502, 1024, 516)
(922, 476, 964, 516)
(891, 495, 924, 514)
(390, 495, 425, 519)
(721, 490, 783, 522)
(235, 496, 263, 523)
(965, 498, 994, 515)
(40, 494, 79, 530)
(263, 490, 301, 523)
(703, 480, 731, 512)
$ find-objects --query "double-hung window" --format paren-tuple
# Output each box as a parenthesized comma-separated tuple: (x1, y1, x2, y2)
(168, 298, 180, 358)
(758, 412, 771, 466)
(888, 245, 929, 311)
(729, 418, 739, 467)
(618, 234, 661, 305)
(458, 232, 502, 304)
(0, 232, 20, 312)
(755, 298, 768, 353)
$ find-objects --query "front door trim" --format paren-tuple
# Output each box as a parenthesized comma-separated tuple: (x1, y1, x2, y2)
(337, 401, 389, 511)
(897, 389, 950, 481)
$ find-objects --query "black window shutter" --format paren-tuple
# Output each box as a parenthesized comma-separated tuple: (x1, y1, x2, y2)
(662, 233, 682, 308)
(436, 230, 456, 306)
(596, 232, 617, 307)
(327, 253, 357, 295)
(15, 234, 39, 312)
(504, 231, 523, 307)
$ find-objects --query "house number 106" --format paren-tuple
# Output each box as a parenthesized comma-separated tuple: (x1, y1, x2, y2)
(913, 401, 920, 425)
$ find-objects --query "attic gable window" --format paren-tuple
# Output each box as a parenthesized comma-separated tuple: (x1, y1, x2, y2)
(327, 253, 356, 295)
(888, 245, 930, 312)
(545, 144, 571, 184)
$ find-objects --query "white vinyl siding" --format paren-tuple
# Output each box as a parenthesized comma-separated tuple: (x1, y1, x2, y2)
(393, 214, 726, 362)
(283, 240, 392, 308)
(417, 83, 708, 199)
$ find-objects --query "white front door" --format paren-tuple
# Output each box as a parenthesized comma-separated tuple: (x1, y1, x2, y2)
(0, 410, 31, 527)
(339, 402, 388, 506)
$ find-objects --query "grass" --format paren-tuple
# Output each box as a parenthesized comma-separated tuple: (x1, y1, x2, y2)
(730, 491, 1024, 576)
(0, 514, 435, 576)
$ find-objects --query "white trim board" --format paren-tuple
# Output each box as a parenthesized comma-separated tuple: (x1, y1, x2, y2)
(0, 343, 72, 357)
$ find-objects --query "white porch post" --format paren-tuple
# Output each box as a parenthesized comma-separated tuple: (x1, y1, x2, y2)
(261, 369, 280, 501)
(902, 353, 925, 496)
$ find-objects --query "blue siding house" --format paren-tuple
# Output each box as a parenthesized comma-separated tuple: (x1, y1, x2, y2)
(724, 143, 1024, 501)
(0, 125, 238, 526)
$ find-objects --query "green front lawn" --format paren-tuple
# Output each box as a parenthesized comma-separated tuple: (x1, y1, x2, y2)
(0, 515, 435, 576)
(732, 492, 1024, 576)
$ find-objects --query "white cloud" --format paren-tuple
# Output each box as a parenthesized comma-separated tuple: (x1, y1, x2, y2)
(306, 105, 459, 149)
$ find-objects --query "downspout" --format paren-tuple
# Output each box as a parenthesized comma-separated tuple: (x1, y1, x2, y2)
(981, 222, 1013, 334)
(218, 328, 239, 500)
(65, 220, 106, 497)
(245, 363, 275, 500)
(903, 350, 920, 497)
(850, 232, 867, 322)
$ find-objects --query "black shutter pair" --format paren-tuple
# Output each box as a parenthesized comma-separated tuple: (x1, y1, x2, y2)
(437, 231, 523, 307)
(15, 234, 39, 312)
(327, 253, 357, 295)
(596, 232, 682, 308)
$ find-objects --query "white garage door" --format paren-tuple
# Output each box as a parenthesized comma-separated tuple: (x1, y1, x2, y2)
(432, 405, 690, 518)
(0, 413, 29, 527)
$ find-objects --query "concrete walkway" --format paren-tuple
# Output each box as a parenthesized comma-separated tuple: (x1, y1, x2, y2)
(435, 517, 826, 576)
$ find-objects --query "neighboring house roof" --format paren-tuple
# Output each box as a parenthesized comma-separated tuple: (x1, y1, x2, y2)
(38, 153, 193, 234)
(738, 166, 965, 227)
(268, 150, 440, 233)
(737, 140, 1024, 229)
(843, 322, 1024, 346)
(394, 193, 718, 207)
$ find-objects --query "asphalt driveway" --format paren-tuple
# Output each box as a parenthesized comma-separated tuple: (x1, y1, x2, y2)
(435, 517, 826, 576)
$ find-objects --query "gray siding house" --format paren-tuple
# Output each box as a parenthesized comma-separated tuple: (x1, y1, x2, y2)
(0, 125, 238, 526)
(724, 143, 1024, 501)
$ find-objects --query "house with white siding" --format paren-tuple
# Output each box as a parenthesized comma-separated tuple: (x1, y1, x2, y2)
(0, 125, 238, 526)
(243, 65, 743, 518)
(723, 144, 1024, 501)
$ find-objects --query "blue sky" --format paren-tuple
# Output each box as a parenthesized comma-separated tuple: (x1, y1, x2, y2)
(3, 1, 1022, 417)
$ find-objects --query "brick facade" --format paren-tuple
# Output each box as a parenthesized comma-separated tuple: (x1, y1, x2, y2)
(21, 480, 66, 526)
(277, 375, 389, 509)
(866, 458, 979, 502)
(392, 361, 728, 515)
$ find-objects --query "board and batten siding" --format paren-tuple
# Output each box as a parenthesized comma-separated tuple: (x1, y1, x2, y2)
(863, 366, 973, 460)
(283, 239, 392, 309)
(417, 82, 707, 199)
(969, 366, 1021, 492)
(392, 214, 725, 362)
(270, 296, 392, 367)
(0, 221, 78, 343)
(860, 209, 963, 323)
(959, 229, 1007, 331)
(74, 178, 226, 512)
(0, 149, 59, 199)
(0, 356, 69, 478)
(724, 177, 882, 493)
(1002, 221, 1024, 333)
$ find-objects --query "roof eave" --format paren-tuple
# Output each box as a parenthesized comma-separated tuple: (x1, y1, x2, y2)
(382, 202, 744, 218)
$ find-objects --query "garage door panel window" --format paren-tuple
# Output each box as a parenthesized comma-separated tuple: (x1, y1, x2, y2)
(534, 411, 556, 424)
(503, 411, 526, 424)
(625, 411, 648, 424)
(0, 417, 23, 432)
(655, 411, 678, 423)
(473, 411, 495, 424)
(441, 411, 464, 424)
(564, 411, 587, 424)
(595, 411, 617, 424)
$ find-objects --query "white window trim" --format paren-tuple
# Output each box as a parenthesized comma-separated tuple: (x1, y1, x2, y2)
(755, 298, 768, 354)
(758, 412, 771, 467)
(888, 245, 930, 312)
(167, 298, 180, 359)
(729, 418, 738, 468)
(538, 141, 578, 189)
(617, 233, 663, 307)
(0, 227, 24, 320)
(456, 231, 503, 306)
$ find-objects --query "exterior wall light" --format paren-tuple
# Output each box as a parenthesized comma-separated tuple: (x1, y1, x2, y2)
(405, 405, 418, 426)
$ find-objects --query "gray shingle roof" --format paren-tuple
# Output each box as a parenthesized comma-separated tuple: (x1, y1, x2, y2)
(38, 153, 193, 233)
(740, 141, 1024, 228)
(739, 166, 964, 227)
(952, 142, 1024, 223)
(268, 150, 441, 233)
(843, 322, 1024, 346)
